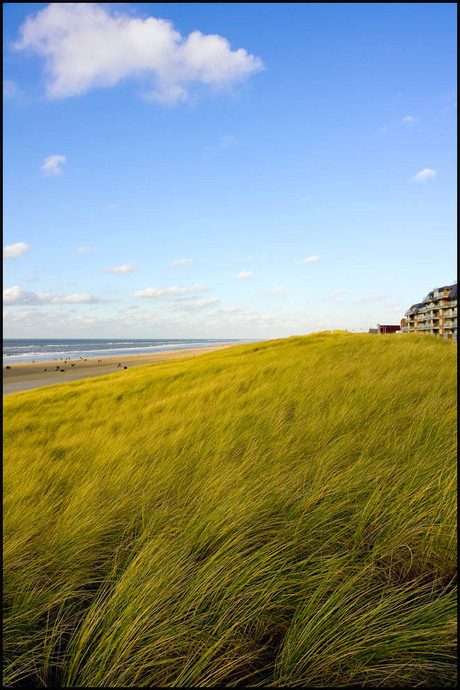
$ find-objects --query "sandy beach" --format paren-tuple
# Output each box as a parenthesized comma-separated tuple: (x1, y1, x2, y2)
(3, 345, 234, 396)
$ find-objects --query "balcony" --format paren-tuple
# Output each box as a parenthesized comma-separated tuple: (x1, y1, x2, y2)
(401, 326, 411, 332)
(420, 314, 439, 322)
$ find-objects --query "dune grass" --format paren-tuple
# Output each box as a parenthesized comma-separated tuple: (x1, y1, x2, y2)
(3, 332, 457, 687)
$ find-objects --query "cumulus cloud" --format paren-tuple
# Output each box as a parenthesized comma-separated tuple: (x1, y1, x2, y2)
(41, 154, 66, 177)
(14, 3, 263, 104)
(133, 284, 210, 298)
(103, 263, 136, 273)
(3, 285, 99, 305)
(224, 306, 254, 314)
(169, 297, 219, 312)
(359, 293, 388, 304)
(403, 115, 416, 125)
(73, 246, 94, 254)
(170, 258, 193, 267)
(4, 242, 31, 258)
(232, 271, 252, 279)
(299, 256, 320, 263)
(259, 286, 285, 295)
(411, 168, 436, 182)
(328, 289, 345, 299)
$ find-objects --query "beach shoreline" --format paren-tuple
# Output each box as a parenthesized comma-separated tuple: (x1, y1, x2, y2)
(3, 344, 235, 396)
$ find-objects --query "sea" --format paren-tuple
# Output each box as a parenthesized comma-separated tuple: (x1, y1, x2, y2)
(3, 338, 250, 365)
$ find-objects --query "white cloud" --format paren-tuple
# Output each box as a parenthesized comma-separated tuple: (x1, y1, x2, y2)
(3, 79, 24, 101)
(299, 256, 320, 264)
(3, 242, 31, 258)
(133, 284, 210, 298)
(3, 308, 101, 332)
(103, 263, 136, 273)
(259, 286, 285, 295)
(232, 271, 252, 279)
(14, 3, 263, 104)
(204, 134, 237, 155)
(359, 293, 388, 304)
(169, 297, 219, 312)
(403, 115, 416, 125)
(170, 258, 193, 267)
(41, 154, 66, 177)
(73, 246, 94, 254)
(220, 134, 236, 148)
(224, 306, 254, 314)
(328, 289, 345, 299)
(3, 285, 99, 305)
(411, 168, 436, 182)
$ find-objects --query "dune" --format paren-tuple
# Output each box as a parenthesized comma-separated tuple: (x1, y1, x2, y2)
(3, 333, 457, 687)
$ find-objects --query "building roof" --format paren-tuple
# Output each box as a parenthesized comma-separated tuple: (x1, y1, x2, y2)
(406, 284, 456, 316)
(422, 284, 456, 303)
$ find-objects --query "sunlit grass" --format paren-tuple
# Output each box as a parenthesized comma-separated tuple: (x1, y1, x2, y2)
(3, 332, 457, 686)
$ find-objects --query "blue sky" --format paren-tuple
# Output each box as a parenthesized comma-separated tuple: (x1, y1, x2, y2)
(3, 3, 457, 339)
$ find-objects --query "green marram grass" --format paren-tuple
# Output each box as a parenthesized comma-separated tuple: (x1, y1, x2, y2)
(3, 332, 457, 687)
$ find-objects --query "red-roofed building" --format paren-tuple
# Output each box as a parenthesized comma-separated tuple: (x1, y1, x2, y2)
(377, 324, 400, 334)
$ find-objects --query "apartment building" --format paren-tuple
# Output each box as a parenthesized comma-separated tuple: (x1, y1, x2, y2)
(402, 284, 457, 341)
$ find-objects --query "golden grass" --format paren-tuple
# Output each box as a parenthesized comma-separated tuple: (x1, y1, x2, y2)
(3, 332, 457, 687)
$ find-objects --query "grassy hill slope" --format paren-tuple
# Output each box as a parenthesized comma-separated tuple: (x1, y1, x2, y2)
(3, 332, 457, 687)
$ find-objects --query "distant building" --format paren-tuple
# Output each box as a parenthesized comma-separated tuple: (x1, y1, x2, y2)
(377, 324, 400, 334)
(402, 284, 457, 342)
(368, 328, 378, 334)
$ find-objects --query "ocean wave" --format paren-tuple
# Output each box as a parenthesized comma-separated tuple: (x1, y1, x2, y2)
(3, 340, 242, 364)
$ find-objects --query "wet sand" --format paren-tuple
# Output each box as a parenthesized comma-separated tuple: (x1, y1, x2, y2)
(3, 345, 234, 396)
